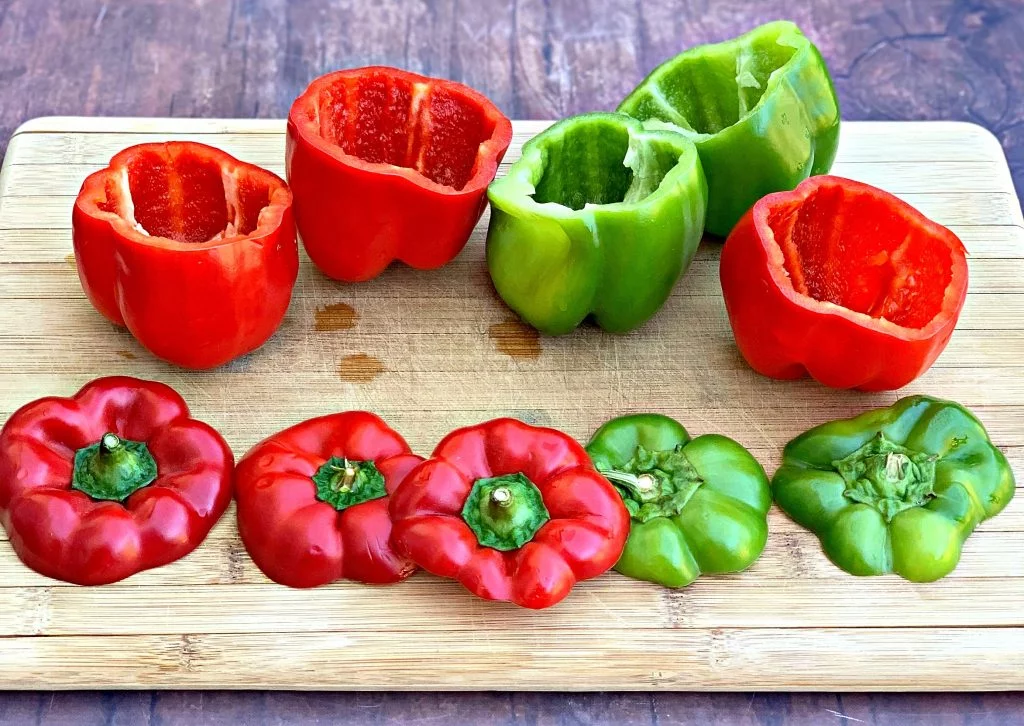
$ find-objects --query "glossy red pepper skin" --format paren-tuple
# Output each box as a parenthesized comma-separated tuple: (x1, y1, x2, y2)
(720, 176, 969, 391)
(235, 412, 421, 588)
(73, 142, 297, 369)
(0, 377, 234, 585)
(286, 67, 513, 281)
(389, 419, 630, 609)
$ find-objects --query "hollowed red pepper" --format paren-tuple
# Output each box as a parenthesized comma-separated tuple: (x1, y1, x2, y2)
(720, 176, 969, 391)
(286, 66, 513, 281)
(73, 142, 298, 369)
(235, 412, 422, 587)
(389, 419, 630, 609)
(0, 377, 234, 585)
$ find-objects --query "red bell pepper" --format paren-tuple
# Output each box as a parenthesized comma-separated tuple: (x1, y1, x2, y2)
(0, 377, 233, 585)
(286, 66, 513, 281)
(389, 418, 630, 609)
(73, 142, 298, 369)
(720, 176, 969, 391)
(235, 412, 421, 587)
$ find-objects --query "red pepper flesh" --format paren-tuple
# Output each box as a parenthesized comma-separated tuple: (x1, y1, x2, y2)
(720, 176, 969, 391)
(287, 67, 513, 281)
(235, 412, 421, 588)
(0, 377, 234, 585)
(389, 418, 630, 609)
(73, 142, 298, 369)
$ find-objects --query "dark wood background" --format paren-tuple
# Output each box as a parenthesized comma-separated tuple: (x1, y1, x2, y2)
(0, 1, 1022, 724)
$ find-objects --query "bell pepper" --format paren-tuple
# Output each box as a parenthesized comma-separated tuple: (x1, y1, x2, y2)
(287, 66, 513, 281)
(235, 412, 422, 588)
(73, 142, 297, 369)
(773, 396, 1015, 582)
(618, 20, 840, 237)
(586, 414, 771, 588)
(486, 112, 707, 335)
(388, 418, 630, 609)
(0, 376, 234, 585)
(719, 175, 969, 391)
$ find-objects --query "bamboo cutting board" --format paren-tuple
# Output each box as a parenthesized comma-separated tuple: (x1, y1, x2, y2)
(0, 117, 1022, 691)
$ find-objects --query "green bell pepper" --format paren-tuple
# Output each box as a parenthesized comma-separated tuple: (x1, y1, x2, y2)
(617, 20, 840, 237)
(586, 414, 771, 588)
(486, 112, 707, 336)
(773, 396, 1016, 582)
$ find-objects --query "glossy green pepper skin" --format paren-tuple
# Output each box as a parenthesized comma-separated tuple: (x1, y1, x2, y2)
(486, 113, 707, 336)
(586, 414, 771, 588)
(618, 20, 840, 237)
(773, 396, 1015, 582)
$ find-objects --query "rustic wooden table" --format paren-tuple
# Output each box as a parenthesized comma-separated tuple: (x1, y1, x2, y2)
(0, 1, 1021, 724)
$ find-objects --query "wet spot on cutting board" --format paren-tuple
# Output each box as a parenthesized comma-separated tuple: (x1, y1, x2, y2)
(64, 253, 76, 266)
(314, 302, 358, 332)
(489, 318, 541, 360)
(116, 350, 137, 360)
(338, 353, 385, 383)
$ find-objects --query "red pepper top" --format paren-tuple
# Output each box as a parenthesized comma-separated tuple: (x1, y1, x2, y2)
(720, 175, 970, 390)
(389, 418, 630, 609)
(235, 412, 422, 588)
(0, 377, 234, 585)
(73, 142, 297, 369)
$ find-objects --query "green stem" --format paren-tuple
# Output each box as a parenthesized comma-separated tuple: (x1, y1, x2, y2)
(833, 432, 938, 522)
(461, 473, 550, 551)
(72, 432, 159, 502)
(596, 444, 703, 522)
(312, 457, 386, 511)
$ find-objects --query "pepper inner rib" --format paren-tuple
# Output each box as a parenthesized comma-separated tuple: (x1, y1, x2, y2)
(106, 146, 276, 244)
(769, 183, 956, 329)
(309, 70, 496, 190)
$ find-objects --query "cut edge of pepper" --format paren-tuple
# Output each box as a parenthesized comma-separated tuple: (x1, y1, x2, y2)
(75, 141, 293, 251)
(617, 19, 820, 142)
(288, 66, 513, 198)
(488, 112, 704, 221)
(748, 175, 970, 341)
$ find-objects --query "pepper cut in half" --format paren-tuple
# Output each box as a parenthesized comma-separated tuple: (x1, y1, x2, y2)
(586, 414, 771, 588)
(486, 112, 707, 335)
(388, 418, 630, 609)
(773, 396, 1015, 582)
(287, 67, 513, 281)
(720, 175, 969, 391)
(618, 20, 840, 237)
(235, 412, 422, 588)
(0, 377, 234, 585)
(73, 142, 298, 369)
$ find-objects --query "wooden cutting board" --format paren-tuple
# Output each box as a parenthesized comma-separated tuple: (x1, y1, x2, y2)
(0, 117, 1022, 691)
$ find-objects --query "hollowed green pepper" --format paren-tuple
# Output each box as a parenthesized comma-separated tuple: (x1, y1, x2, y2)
(586, 414, 771, 588)
(486, 112, 707, 336)
(773, 396, 1015, 582)
(618, 20, 840, 237)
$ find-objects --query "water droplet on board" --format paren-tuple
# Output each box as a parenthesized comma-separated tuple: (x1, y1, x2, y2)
(488, 318, 541, 360)
(338, 353, 385, 383)
(314, 302, 359, 332)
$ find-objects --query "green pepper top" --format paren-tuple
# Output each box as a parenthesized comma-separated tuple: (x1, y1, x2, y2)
(618, 20, 840, 237)
(486, 112, 707, 336)
(773, 395, 1016, 582)
(586, 414, 771, 588)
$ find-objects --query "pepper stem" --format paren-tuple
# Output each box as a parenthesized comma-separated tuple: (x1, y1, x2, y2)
(595, 444, 703, 523)
(72, 432, 159, 502)
(313, 457, 387, 511)
(461, 473, 550, 551)
(833, 433, 938, 522)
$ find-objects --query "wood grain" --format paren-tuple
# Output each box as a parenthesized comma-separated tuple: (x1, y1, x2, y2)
(0, 118, 1022, 694)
